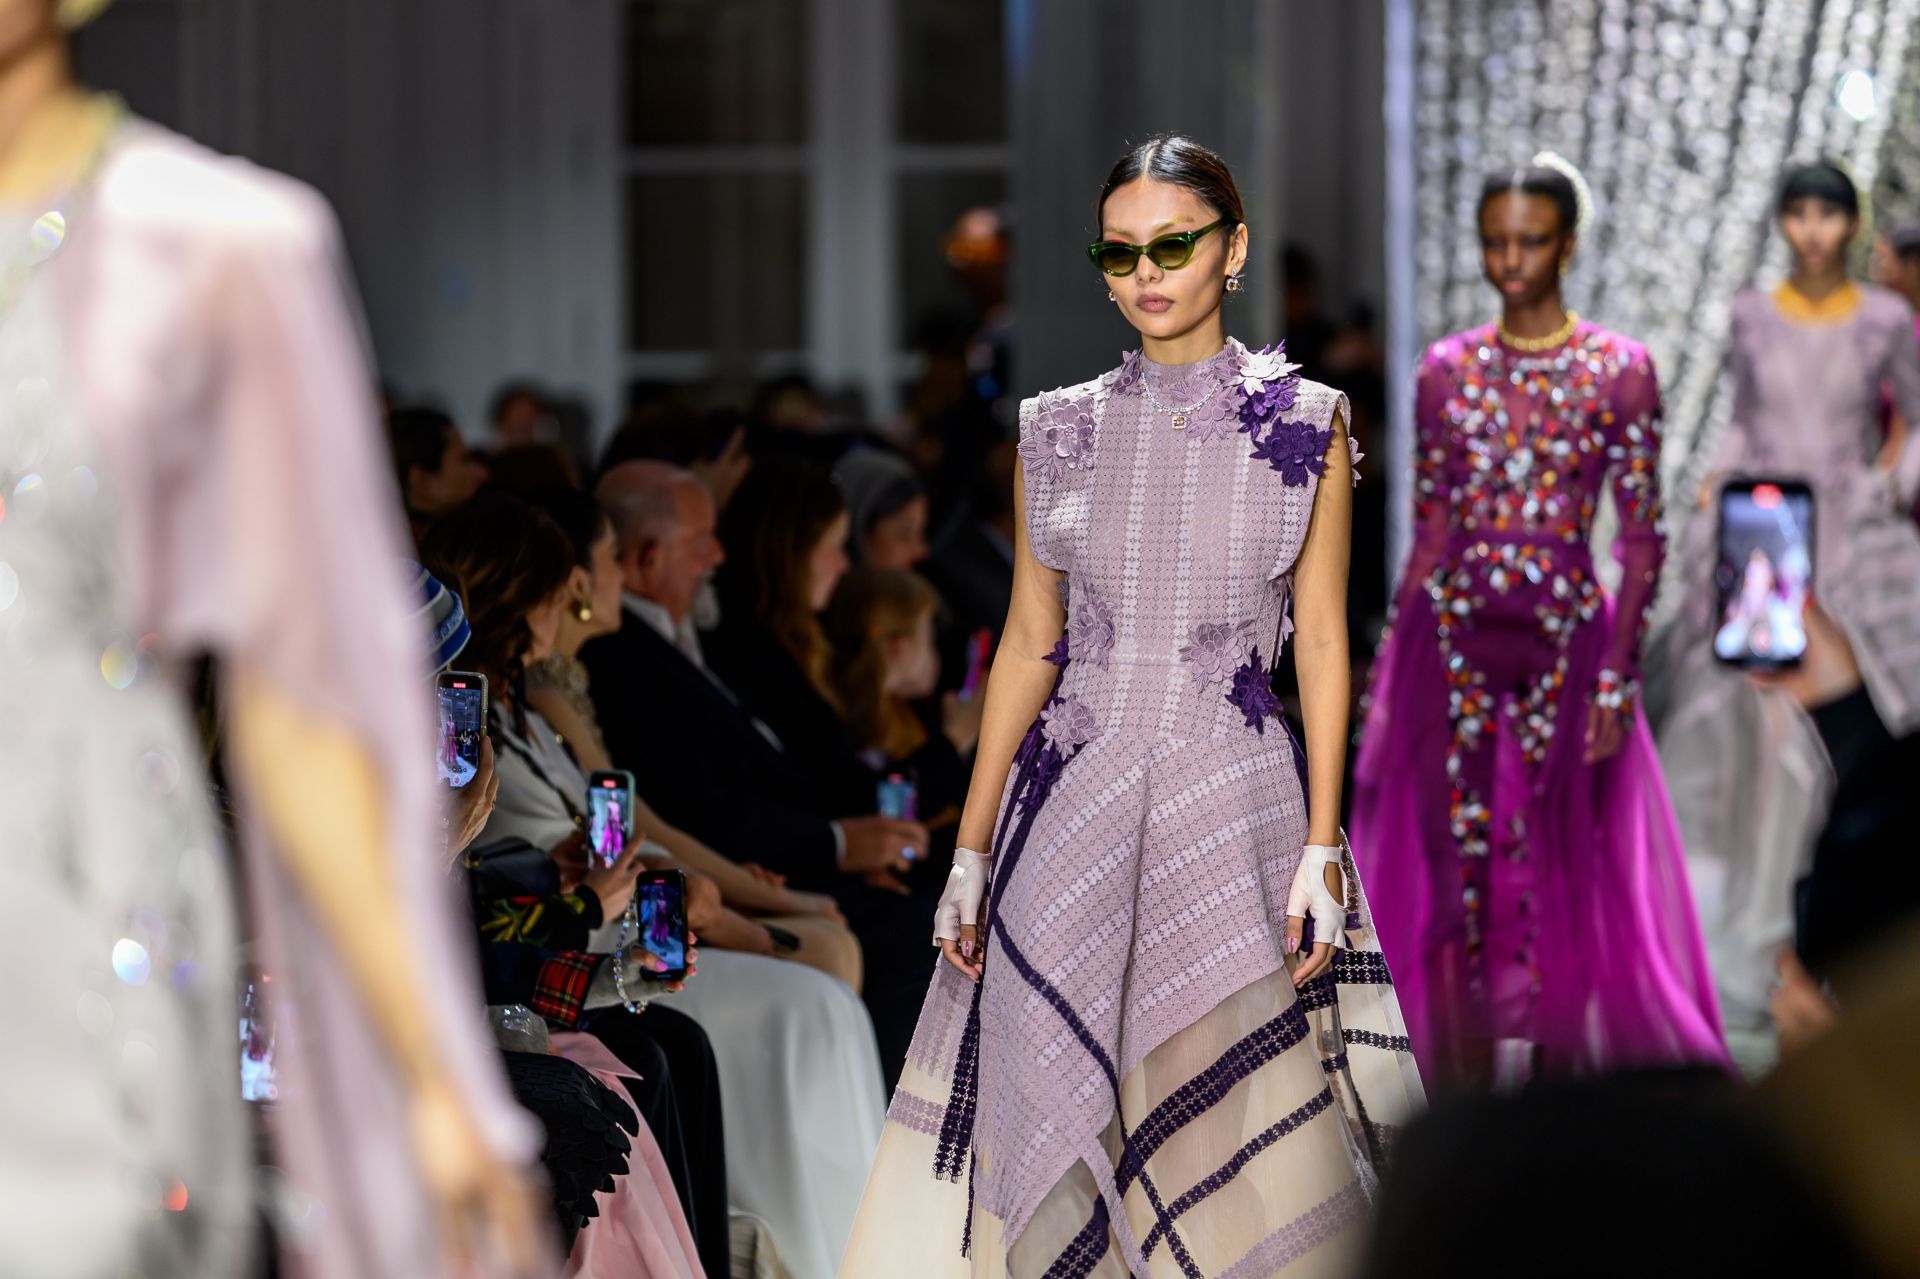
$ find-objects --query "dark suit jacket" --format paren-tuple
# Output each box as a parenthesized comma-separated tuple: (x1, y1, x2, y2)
(579, 608, 841, 880)
(703, 617, 879, 818)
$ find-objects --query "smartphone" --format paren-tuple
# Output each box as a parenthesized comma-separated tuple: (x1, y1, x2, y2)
(238, 973, 280, 1103)
(634, 869, 690, 982)
(435, 670, 488, 788)
(959, 627, 992, 701)
(877, 772, 918, 821)
(1713, 477, 1815, 671)
(587, 769, 637, 867)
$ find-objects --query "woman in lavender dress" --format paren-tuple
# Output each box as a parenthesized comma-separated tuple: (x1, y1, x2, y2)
(1654, 161, 1920, 1057)
(1352, 158, 1726, 1092)
(840, 135, 1421, 1278)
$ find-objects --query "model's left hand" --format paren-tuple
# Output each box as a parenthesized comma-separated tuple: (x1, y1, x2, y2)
(1582, 702, 1628, 764)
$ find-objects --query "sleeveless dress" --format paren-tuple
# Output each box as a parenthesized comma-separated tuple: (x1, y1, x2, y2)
(839, 339, 1423, 1279)
(1351, 322, 1726, 1091)
(0, 121, 533, 1277)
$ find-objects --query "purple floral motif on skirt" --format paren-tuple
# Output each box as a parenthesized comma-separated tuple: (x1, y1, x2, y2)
(1179, 619, 1253, 689)
(1068, 589, 1116, 668)
(1041, 697, 1098, 751)
(1228, 646, 1283, 733)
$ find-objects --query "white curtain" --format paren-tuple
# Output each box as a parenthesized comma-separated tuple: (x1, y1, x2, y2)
(1394, 0, 1920, 584)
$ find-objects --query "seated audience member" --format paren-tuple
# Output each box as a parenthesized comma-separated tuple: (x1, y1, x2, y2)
(412, 563, 703, 1277)
(833, 447, 930, 571)
(920, 445, 1018, 697)
(583, 460, 934, 1087)
(598, 405, 754, 511)
(429, 493, 887, 1279)
(706, 459, 875, 815)
(387, 405, 487, 545)
(822, 567, 975, 832)
(515, 484, 862, 990)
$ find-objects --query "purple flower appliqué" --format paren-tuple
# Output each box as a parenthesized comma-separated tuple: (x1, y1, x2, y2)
(1346, 433, 1365, 488)
(1044, 635, 1070, 668)
(1067, 589, 1115, 668)
(1040, 697, 1098, 751)
(1179, 619, 1252, 689)
(1018, 397, 1096, 482)
(1235, 342, 1301, 439)
(1250, 416, 1336, 488)
(1227, 647, 1283, 733)
(1103, 349, 1144, 395)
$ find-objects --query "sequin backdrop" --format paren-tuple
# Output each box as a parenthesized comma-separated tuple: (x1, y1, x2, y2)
(1398, 0, 1920, 618)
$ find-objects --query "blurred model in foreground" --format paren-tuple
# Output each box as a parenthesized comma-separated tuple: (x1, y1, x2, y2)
(1653, 161, 1920, 1058)
(0, 1, 540, 1274)
(839, 134, 1421, 1279)
(1353, 156, 1726, 1092)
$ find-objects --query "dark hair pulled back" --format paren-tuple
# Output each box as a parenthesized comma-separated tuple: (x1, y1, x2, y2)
(1096, 134, 1245, 230)
(1478, 165, 1580, 236)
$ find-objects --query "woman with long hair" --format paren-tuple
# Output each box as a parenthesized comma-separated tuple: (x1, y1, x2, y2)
(1653, 160, 1920, 1057)
(513, 483, 863, 989)
(1351, 156, 1725, 1092)
(840, 134, 1420, 1278)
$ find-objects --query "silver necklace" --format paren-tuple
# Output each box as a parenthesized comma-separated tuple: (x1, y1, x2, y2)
(1140, 365, 1226, 430)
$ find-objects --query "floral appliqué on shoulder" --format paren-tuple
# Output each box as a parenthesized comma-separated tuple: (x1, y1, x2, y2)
(1017, 393, 1097, 482)
(1238, 342, 1332, 487)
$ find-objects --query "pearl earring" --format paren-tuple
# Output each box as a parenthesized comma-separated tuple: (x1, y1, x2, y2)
(1107, 289, 1117, 302)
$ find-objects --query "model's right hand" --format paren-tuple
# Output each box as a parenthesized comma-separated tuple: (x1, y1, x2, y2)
(935, 848, 990, 982)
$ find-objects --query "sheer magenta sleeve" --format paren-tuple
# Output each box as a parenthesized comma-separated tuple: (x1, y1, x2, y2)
(1403, 345, 1456, 596)
(1600, 352, 1666, 699)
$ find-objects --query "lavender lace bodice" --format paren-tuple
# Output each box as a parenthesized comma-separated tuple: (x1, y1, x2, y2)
(1018, 338, 1349, 744)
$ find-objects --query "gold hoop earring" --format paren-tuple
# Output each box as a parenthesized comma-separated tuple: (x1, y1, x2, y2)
(575, 598, 594, 623)
(1558, 257, 1571, 278)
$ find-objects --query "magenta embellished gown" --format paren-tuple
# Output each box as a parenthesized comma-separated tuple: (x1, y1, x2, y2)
(1352, 321, 1727, 1089)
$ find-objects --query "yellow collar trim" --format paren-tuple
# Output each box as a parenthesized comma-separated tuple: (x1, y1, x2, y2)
(1773, 281, 1862, 326)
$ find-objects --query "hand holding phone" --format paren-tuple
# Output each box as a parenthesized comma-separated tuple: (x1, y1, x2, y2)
(587, 769, 638, 867)
(1713, 477, 1815, 671)
(633, 869, 691, 982)
(435, 671, 489, 788)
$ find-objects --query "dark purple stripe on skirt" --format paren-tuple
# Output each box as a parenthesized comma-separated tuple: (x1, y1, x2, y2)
(1117, 1002, 1312, 1193)
(1040, 1193, 1110, 1279)
(1141, 1087, 1338, 1259)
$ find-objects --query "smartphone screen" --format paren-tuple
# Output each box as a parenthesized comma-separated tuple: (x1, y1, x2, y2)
(587, 769, 636, 867)
(635, 870, 689, 981)
(1714, 478, 1815, 671)
(959, 627, 992, 701)
(239, 975, 279, 1103)
(877, 772, 917, 821)
(436, 671, 488, 788)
